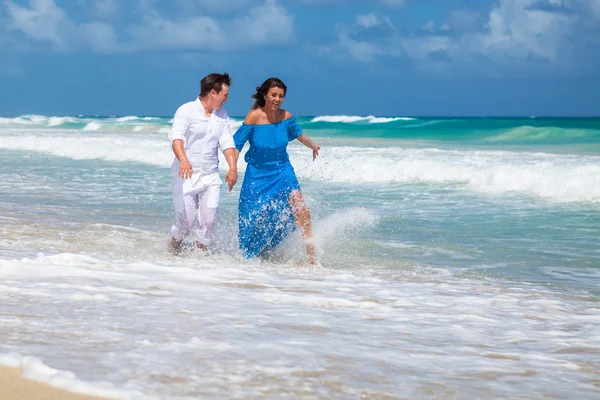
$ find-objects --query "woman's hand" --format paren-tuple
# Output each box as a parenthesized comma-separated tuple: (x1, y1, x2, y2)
(225, 168, 238, 192)
(296, 133, 320, 160)
(312, 144, 320, 161)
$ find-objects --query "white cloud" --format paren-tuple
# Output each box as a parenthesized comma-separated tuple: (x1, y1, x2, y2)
(229, 0, 294, 46)
(93, 0, 118, 17)
(0, 0, 295, 52)
(128, 0, 293, 50)
(466, 0, 577, 63)
(336, 30, 382, 62)
(294, 0, 407, 7)
(401, 35, 450, 61)
(588, 0, 600, 18)
(356, 13, 380, 29)
(380, 0, 405, 7)
(292, 0, 339, 4)
(79, 21, 119, 52)
(175, 0, 254, 13)
(446, 9, 481, 32)
(382, 15, 398, 30)
(421, 20, 435, 32)
(320, 27, 402, 62)
(5, 0, 69, 48)
(324, 0, 599, 75)
(128, 15, 222, 51)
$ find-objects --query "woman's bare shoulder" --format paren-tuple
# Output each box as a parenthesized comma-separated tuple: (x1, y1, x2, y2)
(244, 109, 262, 124)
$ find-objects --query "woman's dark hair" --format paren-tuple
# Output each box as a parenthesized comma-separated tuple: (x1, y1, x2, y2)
(200, 72, 231, 97)
(251, 77, 287, 109)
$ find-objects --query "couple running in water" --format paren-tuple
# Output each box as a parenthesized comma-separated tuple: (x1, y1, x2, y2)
(167, 72, 320, 265)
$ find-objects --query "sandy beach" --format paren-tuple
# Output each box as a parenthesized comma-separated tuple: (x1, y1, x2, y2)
(0, 367, 110, 400)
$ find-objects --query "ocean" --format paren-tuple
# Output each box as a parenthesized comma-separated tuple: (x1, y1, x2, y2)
(1, 114, 599, 399)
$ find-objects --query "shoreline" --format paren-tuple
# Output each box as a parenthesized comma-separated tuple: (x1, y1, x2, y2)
(0, 366, 111, 400)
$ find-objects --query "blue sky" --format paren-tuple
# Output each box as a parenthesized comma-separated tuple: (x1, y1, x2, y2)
(1, 0, 599, 117)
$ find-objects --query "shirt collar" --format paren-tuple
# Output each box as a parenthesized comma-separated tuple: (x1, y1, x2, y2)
(195, 97, 205, 112)
(196, 97, 216, 118)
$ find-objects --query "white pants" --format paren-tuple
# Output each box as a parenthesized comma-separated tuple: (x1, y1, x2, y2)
(170, 179, 221, 246)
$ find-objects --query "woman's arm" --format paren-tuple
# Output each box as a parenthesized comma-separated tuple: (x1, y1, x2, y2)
(296, 133, 320, 160)
(232, 110, 259, 163)
(283, 110, 320, 160)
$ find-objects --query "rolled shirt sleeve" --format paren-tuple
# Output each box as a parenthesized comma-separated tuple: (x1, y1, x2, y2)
(218, 114, 235, 152)
(169, 105, 191, 146)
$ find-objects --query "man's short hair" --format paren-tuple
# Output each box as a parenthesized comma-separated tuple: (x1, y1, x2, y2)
(200, 73, 231, 97)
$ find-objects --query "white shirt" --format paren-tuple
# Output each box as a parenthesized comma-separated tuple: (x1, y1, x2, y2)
(169, 98, 235, 191)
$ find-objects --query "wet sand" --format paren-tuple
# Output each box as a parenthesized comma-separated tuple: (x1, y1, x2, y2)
(0, 366, 111, 400)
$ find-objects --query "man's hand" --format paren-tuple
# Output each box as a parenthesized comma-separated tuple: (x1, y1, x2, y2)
(178, 158, 193, 180)
(225, 168, 238, 191)
(173, 140, 193, 180)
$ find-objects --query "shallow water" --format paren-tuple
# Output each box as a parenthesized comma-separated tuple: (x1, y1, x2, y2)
(1, 115, 599, 399)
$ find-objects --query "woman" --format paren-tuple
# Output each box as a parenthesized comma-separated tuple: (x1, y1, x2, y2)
(233, 77, 320, 265)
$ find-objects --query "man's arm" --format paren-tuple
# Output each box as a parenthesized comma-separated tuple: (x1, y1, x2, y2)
(223, 148, 237, 191)
(219, 112, 238, 191)
(172, 140, 193, 180)
(170, 106, 192, 179)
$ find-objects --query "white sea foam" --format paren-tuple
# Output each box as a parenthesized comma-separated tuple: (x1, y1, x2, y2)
(1, 132, 599, 202)
(47, 116, 77, 126)
(0, 115, 90, 127)
(288, 145, 600, 203)
(310, 115, 415, 123)
(0, 115, 174, 131)
(0, 251, 598, 399)
(229, 118, 243, 130)
(1, 115, 597, 399)
(0, 115, 49, 125)
(115, 116, 139, 122)
(0, 353, 146, 399)
(488, 126, 599, 142)
(269, 207, 379, 260)
(0, 133, 173, 166)
(83, 121, 102, 131)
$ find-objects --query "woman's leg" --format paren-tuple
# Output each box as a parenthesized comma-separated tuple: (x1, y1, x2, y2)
(289, 190, 317, 264)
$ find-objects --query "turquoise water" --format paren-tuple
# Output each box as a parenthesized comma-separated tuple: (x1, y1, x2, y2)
(1, 114, 599, 399)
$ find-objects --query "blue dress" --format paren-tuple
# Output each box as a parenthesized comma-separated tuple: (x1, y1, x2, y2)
(233, 117, 304, 258)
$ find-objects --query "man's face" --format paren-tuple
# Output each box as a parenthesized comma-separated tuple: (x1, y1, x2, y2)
(211, 85, 229, 110)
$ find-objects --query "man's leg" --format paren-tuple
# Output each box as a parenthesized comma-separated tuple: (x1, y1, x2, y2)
(194, 185, 221, 251)
(170, 178, 199, 253)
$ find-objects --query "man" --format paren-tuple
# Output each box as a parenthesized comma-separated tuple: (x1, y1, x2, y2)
(168, 72, 238, 254)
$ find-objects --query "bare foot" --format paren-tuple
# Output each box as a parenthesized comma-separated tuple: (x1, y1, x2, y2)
(306, 242, 317, 265)
(194, 241, 209, 252)
(169, 237, 183, 255)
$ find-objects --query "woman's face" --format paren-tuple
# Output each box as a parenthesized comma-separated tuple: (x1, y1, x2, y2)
(265, 87, 285, 111)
